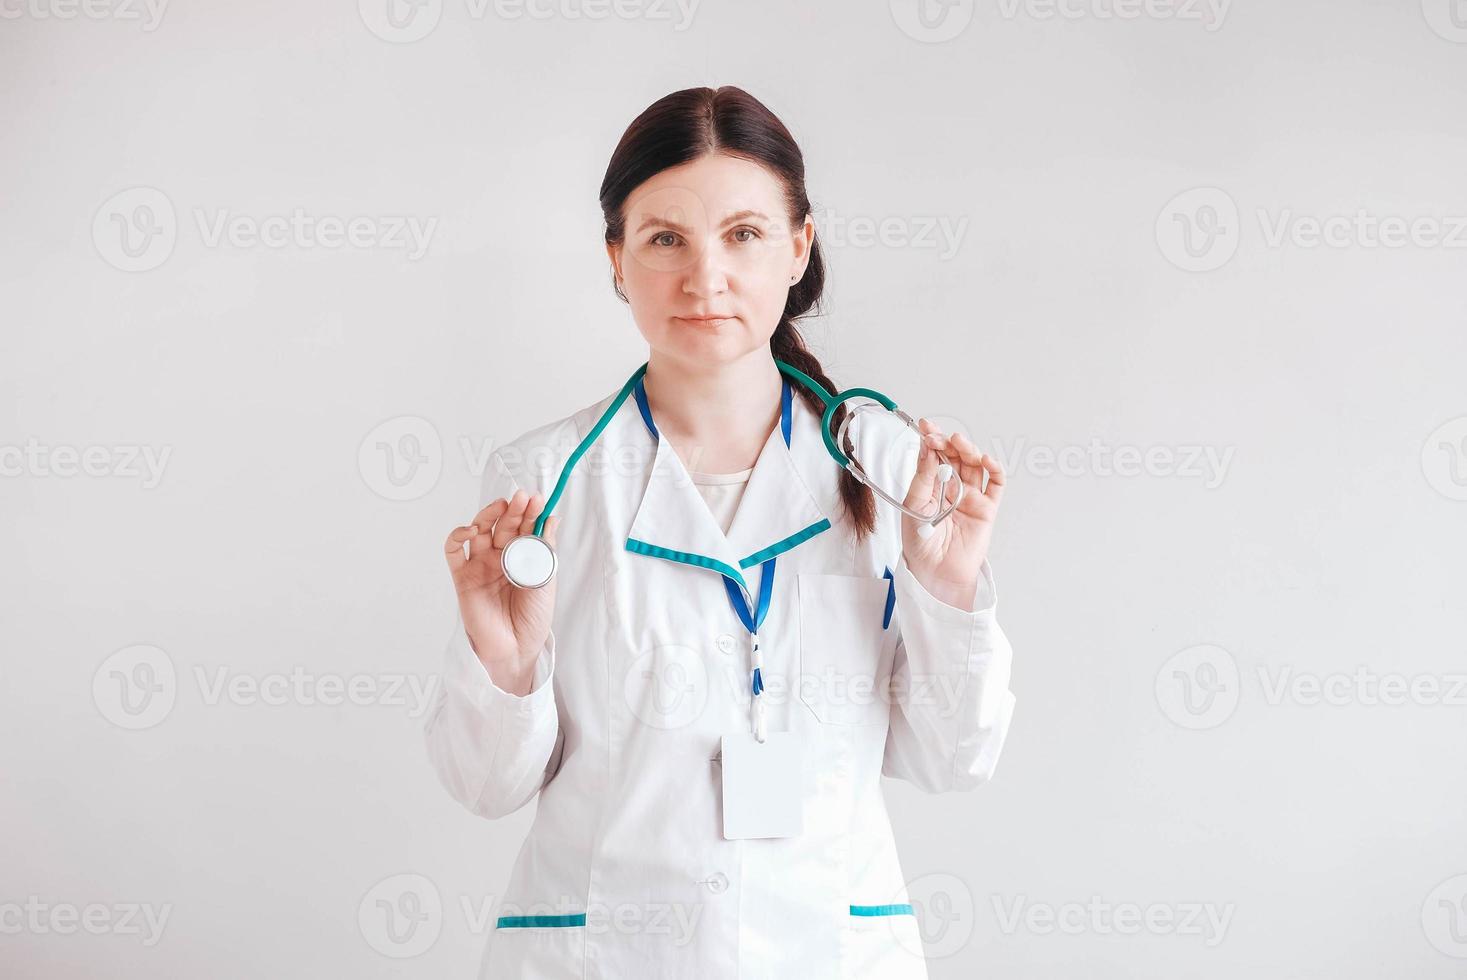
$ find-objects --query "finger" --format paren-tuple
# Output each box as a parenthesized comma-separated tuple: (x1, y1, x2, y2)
(543, 514, 561, 549)
(904, 430, 943, 510)
(980, 451, 1006, 505)
(946, 433, 989, 490)
(443, 525, 478, 571)
(945, 432, 984, 467)
(469, 497, 511, 538)
(492, 490, 531, 549)
(519, 491, 546, 537)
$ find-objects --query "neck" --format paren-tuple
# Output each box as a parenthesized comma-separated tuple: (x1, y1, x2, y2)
(643, 348, 784, 474)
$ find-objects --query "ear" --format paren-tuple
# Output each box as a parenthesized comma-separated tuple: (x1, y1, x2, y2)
(792, 213, 816, 279)
(605, 241, 623, 284)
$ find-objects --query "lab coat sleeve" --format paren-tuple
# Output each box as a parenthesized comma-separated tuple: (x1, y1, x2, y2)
(881, 554, 1016, 793)
(421, 449, 563, 819)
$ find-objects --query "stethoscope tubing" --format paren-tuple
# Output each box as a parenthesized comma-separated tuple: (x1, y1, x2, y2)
(511, 359, 965, 588)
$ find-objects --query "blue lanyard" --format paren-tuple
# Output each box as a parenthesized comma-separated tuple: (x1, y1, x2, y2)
(633, 376, 794, 732)
(723, 560, 774, 697)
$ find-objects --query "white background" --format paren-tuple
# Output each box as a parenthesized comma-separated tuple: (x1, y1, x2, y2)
(3, 0, 1466, 976)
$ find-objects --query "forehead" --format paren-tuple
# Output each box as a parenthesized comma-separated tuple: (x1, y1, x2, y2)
(626, 153, 787, 227)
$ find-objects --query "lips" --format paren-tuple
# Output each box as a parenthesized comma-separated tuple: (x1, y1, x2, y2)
(676, 315, 734, 323)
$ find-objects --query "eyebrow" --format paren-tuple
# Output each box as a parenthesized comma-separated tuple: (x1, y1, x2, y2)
(634, 209, 770, 235)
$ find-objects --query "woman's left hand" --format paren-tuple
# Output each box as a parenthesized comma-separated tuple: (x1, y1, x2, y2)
(899, 419, 1006, 611)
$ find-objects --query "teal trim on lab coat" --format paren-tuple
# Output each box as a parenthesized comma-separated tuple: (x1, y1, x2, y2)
(496, 913, 587, 929)
(849, 904, 915, 917)
(738, 519, 832, 569)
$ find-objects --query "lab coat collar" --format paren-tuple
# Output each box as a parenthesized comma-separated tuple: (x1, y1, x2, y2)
(623, 375, 832, 595)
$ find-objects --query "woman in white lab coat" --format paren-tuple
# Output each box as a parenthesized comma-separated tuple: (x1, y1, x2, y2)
(426, 85, 1016, 980)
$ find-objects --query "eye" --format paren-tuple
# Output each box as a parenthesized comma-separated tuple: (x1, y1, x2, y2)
(650, 231, 681, 248)
(730, 226, 760, 243)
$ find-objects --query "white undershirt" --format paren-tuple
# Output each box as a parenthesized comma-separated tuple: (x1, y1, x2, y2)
(688, 466, 754, 535)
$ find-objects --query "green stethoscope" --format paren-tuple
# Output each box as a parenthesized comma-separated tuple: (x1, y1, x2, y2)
(500, 359, 965, 590)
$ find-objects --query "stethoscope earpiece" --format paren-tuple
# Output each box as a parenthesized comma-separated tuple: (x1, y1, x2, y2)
(832, 400, 966, 527)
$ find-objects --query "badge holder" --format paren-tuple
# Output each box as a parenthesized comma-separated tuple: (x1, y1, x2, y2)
(721, 730, 804, 840)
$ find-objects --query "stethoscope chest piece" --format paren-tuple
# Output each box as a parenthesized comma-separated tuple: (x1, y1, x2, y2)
(501, 534, 557, 589)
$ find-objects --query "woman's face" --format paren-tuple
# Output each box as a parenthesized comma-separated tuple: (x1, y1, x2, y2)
(607, 152, 815, 367)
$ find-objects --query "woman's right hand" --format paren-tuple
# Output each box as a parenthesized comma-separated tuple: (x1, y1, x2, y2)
(443, 490, 560, 695)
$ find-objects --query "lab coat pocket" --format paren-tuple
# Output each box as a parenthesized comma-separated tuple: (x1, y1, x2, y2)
(844, 907, 925, 980)
(485, 913, 586, 979)
(796, 573, 894, 726)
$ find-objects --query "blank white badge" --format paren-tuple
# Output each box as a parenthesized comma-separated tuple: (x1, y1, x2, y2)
(720, 730, 805, 840)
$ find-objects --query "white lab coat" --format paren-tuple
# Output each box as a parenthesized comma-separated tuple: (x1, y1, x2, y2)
(423, 378, 1017, 979)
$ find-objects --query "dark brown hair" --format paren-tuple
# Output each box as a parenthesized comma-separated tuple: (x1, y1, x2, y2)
(598, 85, 877, 541)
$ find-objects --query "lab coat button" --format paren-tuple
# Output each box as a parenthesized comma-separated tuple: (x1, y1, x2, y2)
(716, 634, 737, 654)
(702, 872, 729, 893)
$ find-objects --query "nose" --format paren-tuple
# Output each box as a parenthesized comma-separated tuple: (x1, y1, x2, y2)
(682, 237, 729, 299)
